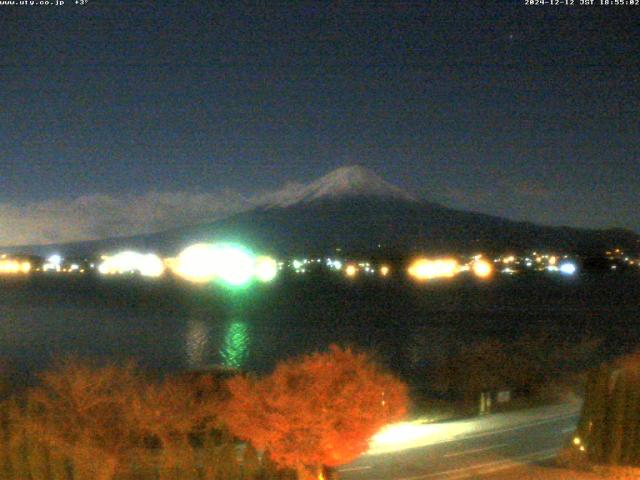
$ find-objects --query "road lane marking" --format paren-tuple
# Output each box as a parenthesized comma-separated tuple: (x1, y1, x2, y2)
(338, 466, 372, 472)
(444, 443, 509, 458)
(394, 448, 558, 480)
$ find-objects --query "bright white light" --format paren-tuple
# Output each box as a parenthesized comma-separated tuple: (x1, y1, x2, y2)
(99, 251, 137, 275)
(47, 254, 62, 266)
(559, 262, 577, 275)
(44, 254, 63, 272)
(0, 260, 28, 274)
(408, 258, 460, 281)
(254, 256, 278, 282)
(138, 254, 165, 278)
(98, 251, 164, 278)
(175, 243, 219, 283)
(0, 260, 29, 274)
(472, 259, 493, 279)
(367, 420, 475, 455)
(214, 245, 254, 286)
(292, 260, 302, 270)
(174, 243, 256, 285)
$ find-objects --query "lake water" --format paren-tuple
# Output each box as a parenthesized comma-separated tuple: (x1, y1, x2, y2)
(1, 271, 639, 385)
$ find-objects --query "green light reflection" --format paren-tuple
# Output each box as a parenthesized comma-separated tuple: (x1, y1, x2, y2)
(220, 320, 250, 369)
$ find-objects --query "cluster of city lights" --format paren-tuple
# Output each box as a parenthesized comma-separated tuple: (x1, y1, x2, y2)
(89, 243, 280, 286)
(605, 248, 638, 270)
(0, 257, 31, 274)
(42, 254, 63, 272)
(408, 258, 460, 281)
(495, 252, 579, 276)
(98, 251, 165, 278)
(285, 253, 584, 281)
(345, 261, 382, 278)
(405, 256, 494, 281)
(172, 243, 277, 286)
(17, 244, 283, 287)
(5, 244, 636, 285)
(290, 257, 390, 279)
(292, 258, 321, 274)
(403, 253, 582, 282)
(40, 254, 87, 273)
(325, 258, 343, 271)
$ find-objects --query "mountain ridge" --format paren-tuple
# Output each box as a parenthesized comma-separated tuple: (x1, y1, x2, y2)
(2, 166, 639, 257)
(257, 165, 417, 208)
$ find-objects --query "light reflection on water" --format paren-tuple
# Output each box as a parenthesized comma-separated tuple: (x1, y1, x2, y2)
(0, 274, 639, 379)
(185, 319, 211, 368)
(184, 315, 250, 369)
(220, 320, 249, 369)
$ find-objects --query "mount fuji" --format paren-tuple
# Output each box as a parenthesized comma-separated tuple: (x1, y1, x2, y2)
(7, 166, 640, 257)
(258, 165, 416, 207)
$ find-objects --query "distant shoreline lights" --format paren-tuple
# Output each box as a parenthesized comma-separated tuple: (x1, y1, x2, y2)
(408, 258, 460, 281)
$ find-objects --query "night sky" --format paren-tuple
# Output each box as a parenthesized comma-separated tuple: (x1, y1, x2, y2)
(0, 1, 638, 246)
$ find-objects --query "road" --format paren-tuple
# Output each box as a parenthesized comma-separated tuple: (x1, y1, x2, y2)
(339, 403, 581, 480)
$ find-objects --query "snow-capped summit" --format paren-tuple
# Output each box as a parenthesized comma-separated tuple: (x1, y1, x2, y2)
(260, 165, 416, 208)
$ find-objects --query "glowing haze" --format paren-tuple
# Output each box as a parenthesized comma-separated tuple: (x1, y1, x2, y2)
(0, 166, 415, 247)
(0, 191, 251, 247)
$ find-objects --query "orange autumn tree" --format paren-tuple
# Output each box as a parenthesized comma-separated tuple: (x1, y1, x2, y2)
(25, 359, 142, 480)
(124, 372, 230, 478)
(222, 345, 409, 480)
